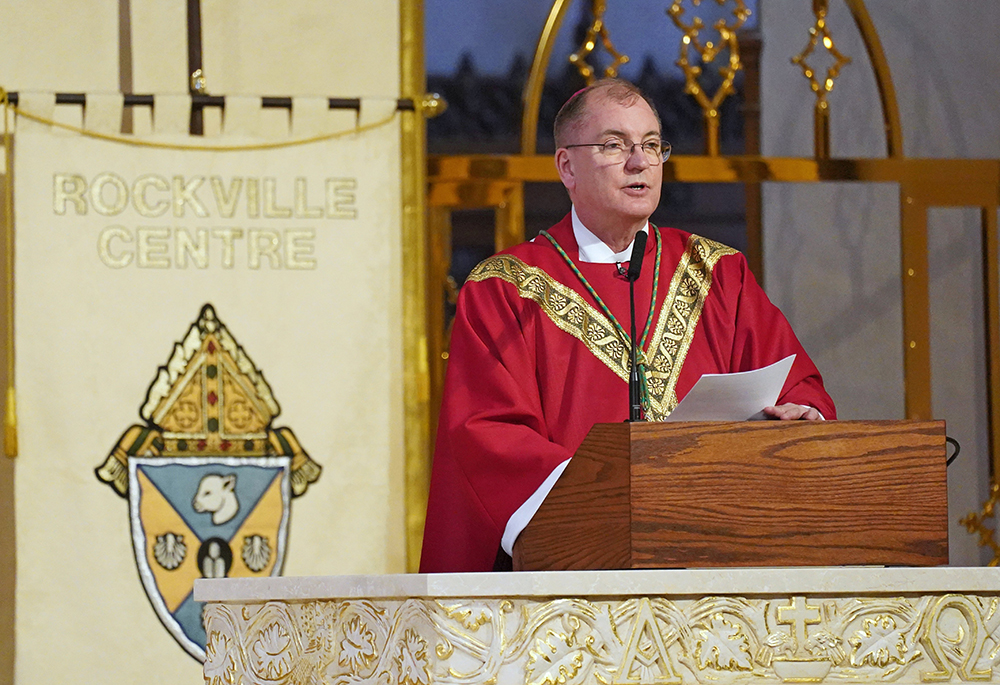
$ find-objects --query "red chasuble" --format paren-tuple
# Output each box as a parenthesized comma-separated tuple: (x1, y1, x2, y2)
(420, 214, 836, 573)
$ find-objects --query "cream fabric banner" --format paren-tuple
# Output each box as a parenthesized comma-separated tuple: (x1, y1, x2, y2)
(11, 100, 404, 683)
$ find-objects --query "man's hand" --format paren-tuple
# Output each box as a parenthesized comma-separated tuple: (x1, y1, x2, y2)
(762, 403, 821, 420)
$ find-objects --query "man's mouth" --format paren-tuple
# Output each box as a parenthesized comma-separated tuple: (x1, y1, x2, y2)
(625, 182, 648, 190)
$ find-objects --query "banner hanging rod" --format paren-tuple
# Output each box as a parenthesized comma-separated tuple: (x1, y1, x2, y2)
(5, 92, 415, 111)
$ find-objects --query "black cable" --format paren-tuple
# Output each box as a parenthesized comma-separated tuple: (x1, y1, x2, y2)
(946, 436, 961, 466)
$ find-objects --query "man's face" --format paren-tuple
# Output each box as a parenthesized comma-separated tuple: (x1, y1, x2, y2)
(555, 94, 663, 231)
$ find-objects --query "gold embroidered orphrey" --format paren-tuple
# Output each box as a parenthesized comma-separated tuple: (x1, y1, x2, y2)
(467, 233, 737, 420)
(95, 303, 321, 660)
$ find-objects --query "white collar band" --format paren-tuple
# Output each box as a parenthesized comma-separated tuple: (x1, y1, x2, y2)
(571, 206, 649, 264)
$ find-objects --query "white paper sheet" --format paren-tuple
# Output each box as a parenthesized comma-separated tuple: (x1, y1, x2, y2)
(662, 355, 796, 421)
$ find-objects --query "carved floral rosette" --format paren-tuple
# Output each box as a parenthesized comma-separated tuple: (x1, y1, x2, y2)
(202, 590, 1000, 685)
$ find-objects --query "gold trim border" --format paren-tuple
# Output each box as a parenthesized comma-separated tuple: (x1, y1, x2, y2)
(644, 235, 738, 420)
(468, 254, 633, 381)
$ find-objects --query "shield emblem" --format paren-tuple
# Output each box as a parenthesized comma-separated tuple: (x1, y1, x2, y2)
(129, 455, 291, 660)
(97, 304, 320, 661)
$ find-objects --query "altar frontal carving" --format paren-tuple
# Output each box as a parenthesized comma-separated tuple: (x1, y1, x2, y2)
(202, 589, 1000, 685)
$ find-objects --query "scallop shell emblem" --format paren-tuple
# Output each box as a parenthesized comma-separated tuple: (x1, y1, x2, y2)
(242, 534, 272, 572)
(154, 532, 188, 570)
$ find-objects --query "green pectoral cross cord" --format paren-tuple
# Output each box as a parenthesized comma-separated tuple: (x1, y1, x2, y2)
(538, 228, 662, 414)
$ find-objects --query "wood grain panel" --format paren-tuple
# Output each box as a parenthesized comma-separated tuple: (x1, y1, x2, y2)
(630, 421, 947, 567)
(514, 423, 632, 570)
(515, 421, 948, 570)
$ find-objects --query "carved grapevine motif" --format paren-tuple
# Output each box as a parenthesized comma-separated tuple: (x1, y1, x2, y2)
(339, 616, 377, 671)
(394, 630, 430, 685)
(203, 632, 236, 685)
(525, 630, 587, 685)
(251, 622, 294, 679)
(695, 615, 752, 671)
(850, 615, 908, 668)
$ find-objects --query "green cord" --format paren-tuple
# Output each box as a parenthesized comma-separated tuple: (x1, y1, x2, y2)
(538, 226, 662, 413)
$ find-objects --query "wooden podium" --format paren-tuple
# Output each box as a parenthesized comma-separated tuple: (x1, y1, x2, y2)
(513, 420, 949, 570)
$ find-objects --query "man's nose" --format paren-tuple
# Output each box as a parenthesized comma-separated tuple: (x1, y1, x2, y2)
(624, 143, 651, 170)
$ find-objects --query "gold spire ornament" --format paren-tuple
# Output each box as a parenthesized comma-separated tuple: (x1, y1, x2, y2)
(791, 1, 852, 158)
(667, 0, 751, 156)
(568, 0, 629, 84)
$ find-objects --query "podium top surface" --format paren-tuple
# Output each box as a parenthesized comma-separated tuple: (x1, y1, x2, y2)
(195, 566, 997, 603)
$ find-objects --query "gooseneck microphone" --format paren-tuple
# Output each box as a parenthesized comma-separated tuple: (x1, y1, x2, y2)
(626, 230, 648, 422)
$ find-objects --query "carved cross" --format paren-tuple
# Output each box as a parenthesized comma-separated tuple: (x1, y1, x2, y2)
(777, 596, 821, 651)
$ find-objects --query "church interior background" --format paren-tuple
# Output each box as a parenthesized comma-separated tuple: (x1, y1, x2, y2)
(0, 1, 998, 683)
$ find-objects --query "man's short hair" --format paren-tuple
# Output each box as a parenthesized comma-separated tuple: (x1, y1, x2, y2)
(553, 78, 662, 149)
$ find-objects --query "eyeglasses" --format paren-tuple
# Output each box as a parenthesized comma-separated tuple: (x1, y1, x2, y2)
(563, 138, 672, 165)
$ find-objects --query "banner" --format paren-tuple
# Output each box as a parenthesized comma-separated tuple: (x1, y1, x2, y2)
(10, 100, 405, 683)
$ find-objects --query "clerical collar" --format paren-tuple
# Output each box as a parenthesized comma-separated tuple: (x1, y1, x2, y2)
(571, 206, 650, 264)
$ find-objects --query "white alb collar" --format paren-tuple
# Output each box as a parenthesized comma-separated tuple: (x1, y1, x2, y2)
(571, 206, 649, 264)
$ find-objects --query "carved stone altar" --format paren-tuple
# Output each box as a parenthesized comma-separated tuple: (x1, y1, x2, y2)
(195, 568, 1000, 685)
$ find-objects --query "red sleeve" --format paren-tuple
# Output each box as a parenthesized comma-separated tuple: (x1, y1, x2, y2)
(419, 277, 574, 573)
(719, 253, 837, 418)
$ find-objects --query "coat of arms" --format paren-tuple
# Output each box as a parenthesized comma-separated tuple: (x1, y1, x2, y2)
(95, 304, 321, 660)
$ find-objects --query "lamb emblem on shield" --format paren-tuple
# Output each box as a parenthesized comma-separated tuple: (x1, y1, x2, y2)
(193, 473, 240, 525)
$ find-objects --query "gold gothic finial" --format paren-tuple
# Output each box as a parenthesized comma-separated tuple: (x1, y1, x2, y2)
(792, 2, 851, 158)
(568, 0, 629, 84)
(961, 482, 1000, 566)
(667, 0, 751, 156)
(792, 7, 852, 102)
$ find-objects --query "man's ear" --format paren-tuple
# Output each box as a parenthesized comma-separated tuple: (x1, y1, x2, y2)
(555, 148, 576, 191)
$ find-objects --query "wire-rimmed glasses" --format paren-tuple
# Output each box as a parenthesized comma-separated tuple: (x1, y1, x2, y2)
(563, 138, 672, 165)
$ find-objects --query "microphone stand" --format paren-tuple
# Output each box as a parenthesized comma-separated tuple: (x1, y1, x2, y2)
(626, 230, 647, 422)
(628, 276, 643, 421)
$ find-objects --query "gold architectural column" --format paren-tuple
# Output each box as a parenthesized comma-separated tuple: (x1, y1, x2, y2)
(740, 29, 763, 278)
(425, 206, 452, 447)
(521, 0, 573, 156)
(899, 189, 932, 420)
(400, 0, 432, 572)
(0, 125, 14, 685)
(984, 206, 1000, 480)
(960, 205, 1000, 562)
